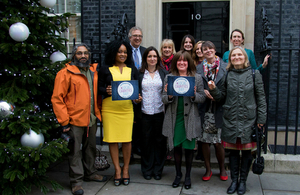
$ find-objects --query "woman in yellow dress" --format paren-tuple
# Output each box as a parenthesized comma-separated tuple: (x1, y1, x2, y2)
(98, 39, 142, 186)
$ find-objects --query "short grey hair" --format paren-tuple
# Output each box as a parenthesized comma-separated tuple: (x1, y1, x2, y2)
(128, 26, 143, 38)
(71, 43, 91, 60)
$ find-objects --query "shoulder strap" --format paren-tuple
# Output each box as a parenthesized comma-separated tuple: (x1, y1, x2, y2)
(252, 69, 262, 157)
(224, 70, 229, 88)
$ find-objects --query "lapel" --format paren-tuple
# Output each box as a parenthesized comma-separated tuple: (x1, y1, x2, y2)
(214, 61, 226, 85)
(197, 63, 208, 83)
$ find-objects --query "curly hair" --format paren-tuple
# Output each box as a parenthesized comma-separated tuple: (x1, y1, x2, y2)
(104, 39, 132, 66)
(140, 46, 161, 73)
(170, 50, 196, 76)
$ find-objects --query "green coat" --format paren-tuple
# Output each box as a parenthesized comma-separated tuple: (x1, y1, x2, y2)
(210, 66, 267, 144)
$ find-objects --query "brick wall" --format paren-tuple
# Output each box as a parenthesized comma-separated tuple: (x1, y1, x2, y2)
(82, 0, 135, 64)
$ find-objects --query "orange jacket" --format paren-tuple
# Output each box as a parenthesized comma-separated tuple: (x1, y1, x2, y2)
(51, 63, 102, 127)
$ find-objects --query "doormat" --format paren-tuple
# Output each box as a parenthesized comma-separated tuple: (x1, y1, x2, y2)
(268, 145, 300, 154)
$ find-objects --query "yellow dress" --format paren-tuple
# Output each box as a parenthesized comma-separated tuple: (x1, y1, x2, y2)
(102, 66, 134, 143)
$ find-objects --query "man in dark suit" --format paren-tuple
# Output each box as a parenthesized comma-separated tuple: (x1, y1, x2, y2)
(128, 27, 146, 158)
(128, 26, 146, 70)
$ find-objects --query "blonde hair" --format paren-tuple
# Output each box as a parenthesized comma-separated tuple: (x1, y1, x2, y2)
(160, 39, 176, 57)
(226, 46, 250, 70)
(192, 40, 205, 64)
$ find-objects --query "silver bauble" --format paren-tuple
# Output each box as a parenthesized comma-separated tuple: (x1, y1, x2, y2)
(21, 129, 44, 148)
(0, 101, 14, 119)
(9, 22, 30, 42)
(39, 0, 56, 8)
(50, 51, 66, 63)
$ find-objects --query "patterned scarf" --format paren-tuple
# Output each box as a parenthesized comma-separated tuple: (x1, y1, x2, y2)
(202, 55, 220, 81)
(161, 54, 174, 71)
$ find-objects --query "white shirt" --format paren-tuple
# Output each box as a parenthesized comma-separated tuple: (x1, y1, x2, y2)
(141, 70, 164, 115)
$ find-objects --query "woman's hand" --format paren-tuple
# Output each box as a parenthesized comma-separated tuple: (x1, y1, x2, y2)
(133, 93, 142, 104)
(164, 83, 173, 99)
(207, 81, 216, 90)
(106, 85, 112, 95)
(191, 86, 197, 100)
(262, 54, 270, 68)
(204, 89, 214, 100)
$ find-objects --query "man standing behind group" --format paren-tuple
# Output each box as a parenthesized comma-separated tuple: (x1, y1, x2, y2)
(128, 26, 146, 157)
(51, 43, 107, 195)
(129, 26, 146, 70)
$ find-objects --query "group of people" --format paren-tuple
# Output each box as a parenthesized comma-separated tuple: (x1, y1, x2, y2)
(51, 27, 267, 195)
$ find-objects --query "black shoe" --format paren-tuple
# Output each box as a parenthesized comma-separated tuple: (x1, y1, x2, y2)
(143, 175, 152, 180)
(153, 174, 161, 180)
(237, 181, 246, 195)
(184, 177, 191, 189)
(227, 181, 238, 194)
(122, 177, 130, 185)
(172, 173, 182, 188)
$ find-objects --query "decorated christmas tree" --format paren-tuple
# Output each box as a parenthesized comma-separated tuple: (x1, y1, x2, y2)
(0, 0, 72, 194)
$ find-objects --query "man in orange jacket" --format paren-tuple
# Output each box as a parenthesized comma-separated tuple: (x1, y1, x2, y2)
(51, 43, 107, 195)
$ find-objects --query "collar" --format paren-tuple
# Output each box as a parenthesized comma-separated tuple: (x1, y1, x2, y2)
(130, 44, 140, 51)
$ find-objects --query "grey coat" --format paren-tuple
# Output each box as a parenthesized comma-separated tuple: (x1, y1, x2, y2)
(162, 73, 206, 150)
(210, 66, 267, 144)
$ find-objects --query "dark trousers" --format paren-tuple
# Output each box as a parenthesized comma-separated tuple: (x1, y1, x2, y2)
(141, 112, 166, 176)
(68, 124, 97, 187)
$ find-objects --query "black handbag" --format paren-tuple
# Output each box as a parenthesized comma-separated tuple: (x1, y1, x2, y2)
(252, 123, 264, 175)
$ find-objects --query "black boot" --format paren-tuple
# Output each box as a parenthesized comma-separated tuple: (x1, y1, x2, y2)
(237, 151, 253, 195)
(227, 152, 240, 194)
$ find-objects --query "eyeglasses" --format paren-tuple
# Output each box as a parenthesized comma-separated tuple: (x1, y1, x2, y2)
(76, 51, 89, 56)
(132, 35, 143, 38)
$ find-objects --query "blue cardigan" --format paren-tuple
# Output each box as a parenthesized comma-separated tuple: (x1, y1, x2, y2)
(222, 48, 265, 73)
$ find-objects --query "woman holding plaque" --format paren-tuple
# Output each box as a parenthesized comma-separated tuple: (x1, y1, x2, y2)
(98, 39, 142, 186)
(180, 35, 195, 56)
(162, 50, 206, 189)
(209, 46, 266, 195)
(159, 39, 176, 72)
(196, 41, 228, 182)
(138, 46, 169, 180)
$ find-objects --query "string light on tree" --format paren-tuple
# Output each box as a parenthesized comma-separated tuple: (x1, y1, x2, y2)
(9, 22, 30, 42)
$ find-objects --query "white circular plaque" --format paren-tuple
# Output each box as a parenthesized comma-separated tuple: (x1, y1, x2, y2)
(117, 82, 134, 98)
(173, 77, 190, 94)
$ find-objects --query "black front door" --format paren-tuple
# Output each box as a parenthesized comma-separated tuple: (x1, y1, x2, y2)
(163, 1, 229, 57)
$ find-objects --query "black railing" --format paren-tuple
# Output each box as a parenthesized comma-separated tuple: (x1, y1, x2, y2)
(260, 6, 300, 155)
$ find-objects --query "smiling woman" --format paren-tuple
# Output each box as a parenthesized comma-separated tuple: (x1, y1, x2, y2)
(195, 41, 228, 183)
(98, 39, 141, 187)
(222, 29, 270, 73)
(209, 46, 267, 195)
(162, 50, 206, 189)
(138, 46, 168, 180)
